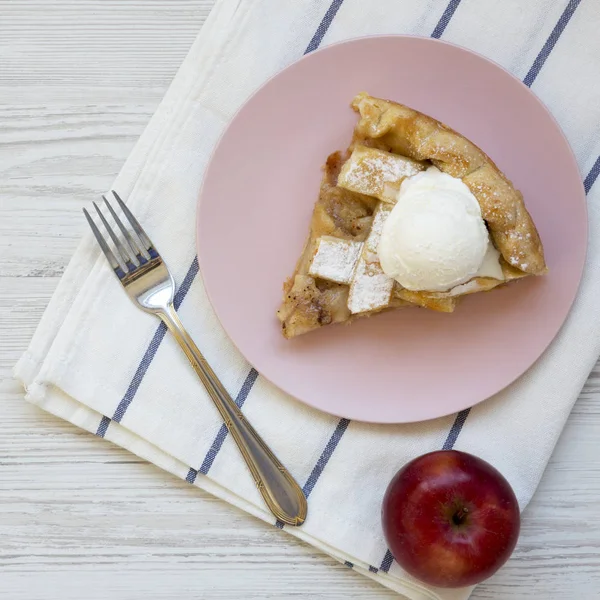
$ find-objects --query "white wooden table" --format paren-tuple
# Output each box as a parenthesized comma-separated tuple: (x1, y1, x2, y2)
(1, 2, 599, 598)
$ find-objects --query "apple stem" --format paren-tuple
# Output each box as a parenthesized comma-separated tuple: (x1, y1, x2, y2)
(453, 507, 469, 525)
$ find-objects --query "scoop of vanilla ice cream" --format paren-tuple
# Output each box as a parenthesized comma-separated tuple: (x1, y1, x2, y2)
(378, 166, 489, 292)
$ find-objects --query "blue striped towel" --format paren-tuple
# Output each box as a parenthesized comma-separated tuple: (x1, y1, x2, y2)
(14, 0, 600, 598)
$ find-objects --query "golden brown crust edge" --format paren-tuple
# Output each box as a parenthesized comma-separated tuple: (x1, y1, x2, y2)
(351, 92, 547, 276)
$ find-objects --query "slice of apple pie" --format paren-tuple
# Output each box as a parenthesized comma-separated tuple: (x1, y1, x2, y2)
(277, 93, 546, 339)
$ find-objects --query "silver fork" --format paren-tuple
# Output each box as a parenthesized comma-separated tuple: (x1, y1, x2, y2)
(84, 191, 307, 526)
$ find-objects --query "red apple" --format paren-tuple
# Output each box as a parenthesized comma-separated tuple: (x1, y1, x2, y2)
(382, 450, 520, 588)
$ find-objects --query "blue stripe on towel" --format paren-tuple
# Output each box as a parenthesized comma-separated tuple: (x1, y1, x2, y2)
(302, 418, 351, 498)
(111, 322, 168, 425)
(431, 0, 463, 39)
(112, 257, 199, 424)
(523, 0, 582, 88)
(274, 417, 351, 528)
(305, 0, 345, 53)
(380, 549, 394, 573)
(584, 155, 600, 195)
(442, 408, 471, 450)
(185, 368, 258, 484)
(96, 257, 200, 436)
(96, 415, 111, 438)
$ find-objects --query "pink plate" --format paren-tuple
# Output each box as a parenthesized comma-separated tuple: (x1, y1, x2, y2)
(197, 36, 587, 424)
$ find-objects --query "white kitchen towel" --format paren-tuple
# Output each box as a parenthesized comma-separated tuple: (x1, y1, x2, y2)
(14, 0, 600, 598)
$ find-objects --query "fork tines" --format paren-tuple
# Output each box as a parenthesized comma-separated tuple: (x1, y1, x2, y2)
(83, 191, 155, 279)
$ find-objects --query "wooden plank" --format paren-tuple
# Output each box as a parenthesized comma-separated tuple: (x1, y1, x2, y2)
(0, 89, 158, 277)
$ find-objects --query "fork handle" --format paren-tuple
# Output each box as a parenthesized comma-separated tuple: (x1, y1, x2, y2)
(158, 304, 307, 526)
